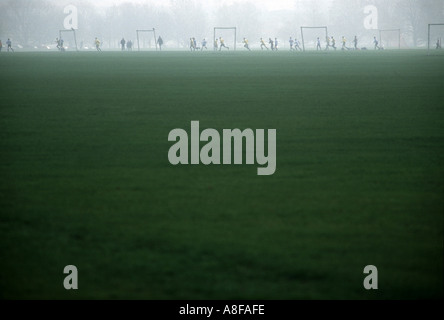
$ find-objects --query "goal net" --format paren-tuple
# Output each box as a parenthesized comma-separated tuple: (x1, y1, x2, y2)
(300, 26, 328, 51)
(59, 29, 78, 51)
(214, 27, 237, 51)
(428, 23, 444, 54)
(136, 29, 158, 51)
(379, 29, 401, 49)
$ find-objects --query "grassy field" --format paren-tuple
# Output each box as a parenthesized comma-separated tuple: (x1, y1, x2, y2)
(0, 50, 443, 299)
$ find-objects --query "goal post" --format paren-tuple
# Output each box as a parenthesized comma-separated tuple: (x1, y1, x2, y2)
(214, 27, 237, 50)
(379, 29, 401, 49)
(428, 23, 444, 54)
(136, 28, 157, 51)
(300, 26, 328, 51)
(59, 28, 78, 51)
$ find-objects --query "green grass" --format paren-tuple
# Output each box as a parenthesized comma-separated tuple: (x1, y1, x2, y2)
(0, 50, 443, 299)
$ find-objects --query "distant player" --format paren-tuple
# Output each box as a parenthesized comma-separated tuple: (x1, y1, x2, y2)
(193, 37, 199, 50)
(353, 36, 358, 50)
(95, 37, 102, 51)
(6, 38, 14, 52)
(0, 39, 2, 52)
(260, 38, 268, 50)
(436, 38, 441, 49)
(121, 38, 126, 51)
(331, 36, 336, 50)
(127, 40, 133, 51)
(59, 38, 65, 51)
(201, 38, 207, 50)
(56, 38, 61, 50)
(269, 38, 274, 50)
(219, 37, 229, 50)
(289, 37, 294, 51)
(243, 38, 251, 51)
(373, 36, 380, 50)
(274, 38, 279, 50)
(214, 38, 218, 51)
(341, 36, 349, 50)
(294, 38, 302, 51)
(325, 36, 330, 50)
(190, 38, 195, 51)
(316, 37, 321, 50)
(157, 36, 163, 51)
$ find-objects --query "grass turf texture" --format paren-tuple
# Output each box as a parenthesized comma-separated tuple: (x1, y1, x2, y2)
(0, 50, 443, 299)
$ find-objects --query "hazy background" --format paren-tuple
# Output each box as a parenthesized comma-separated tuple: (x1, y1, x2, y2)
(0, 0, 443, 49)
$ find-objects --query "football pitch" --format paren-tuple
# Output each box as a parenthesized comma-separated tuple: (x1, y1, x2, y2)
(0, 50, 443, 299)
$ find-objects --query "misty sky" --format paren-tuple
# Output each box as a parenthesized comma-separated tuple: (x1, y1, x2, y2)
(0, 0, 442, 49)
(92, 0, 301, 11)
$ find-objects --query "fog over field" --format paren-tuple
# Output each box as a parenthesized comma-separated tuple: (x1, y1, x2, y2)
(0, 0, 443, 50)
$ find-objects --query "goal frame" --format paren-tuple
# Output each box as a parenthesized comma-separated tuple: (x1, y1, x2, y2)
(428, 23, 444, 55)
(59, 28, 78, 51)
(378, 29, 401, 50)
(300, 26, 328, 52)
(136, 28, 158, 51)
(213, 27, 237, 51)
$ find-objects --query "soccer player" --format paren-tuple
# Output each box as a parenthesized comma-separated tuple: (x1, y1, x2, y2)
(56, 38, 60, 50)
(60, 38, 65, 51)
(214, 38, 218, 51)
(289, 37, 294, 51)
(274, 38, 279, 50)
(121, 38, 126, 51)
(316, 37, 321, 50)
(341, 36, 349, 50)
(436, 38, 441, 49)
(190, 38, 195, 51)
(127, 40, 133, 51)
(95, 37, 102, 51)
(0, 39, 2, 52)
(193, 37, 199, 50)
(353, 36, 358, 50)
(331, 36, 336, 50)
(6, 38, 14, 52)
(268, 38, 274, 50)
(201, 38, 207, 50)
(294, 38, 302, 51)
(325, 36, 330, 50)
(373, 36, 380, 50)
(219, 37, 229, 50)
(243, 38, 251, 51)
(260, 38, 268, 50)
(157, 36, 164, 51)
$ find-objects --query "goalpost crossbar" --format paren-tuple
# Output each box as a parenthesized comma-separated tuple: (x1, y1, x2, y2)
(214, 27, 237, 51)
(300, 26, 328, 52)
(136, 28, 157, 51)
(59, 29, 78, 51)
(428, 23, 444, 54)
(378, 29, 401, 49)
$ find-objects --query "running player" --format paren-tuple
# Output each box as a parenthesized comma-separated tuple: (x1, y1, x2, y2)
(243, 38, 251, 51)
(341, 36, 349, 50)
(373, 36, 380, 50)
(289, 37, 294, 51)
(260, 38, 268, 50)
(214, 38, 218, 51)
(201, 38, 207, 50)
(294, 38, 302, 51)
(331, 36, 336, 50)
(219, 37, 229, 50)
(95, 37, 102, 51)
